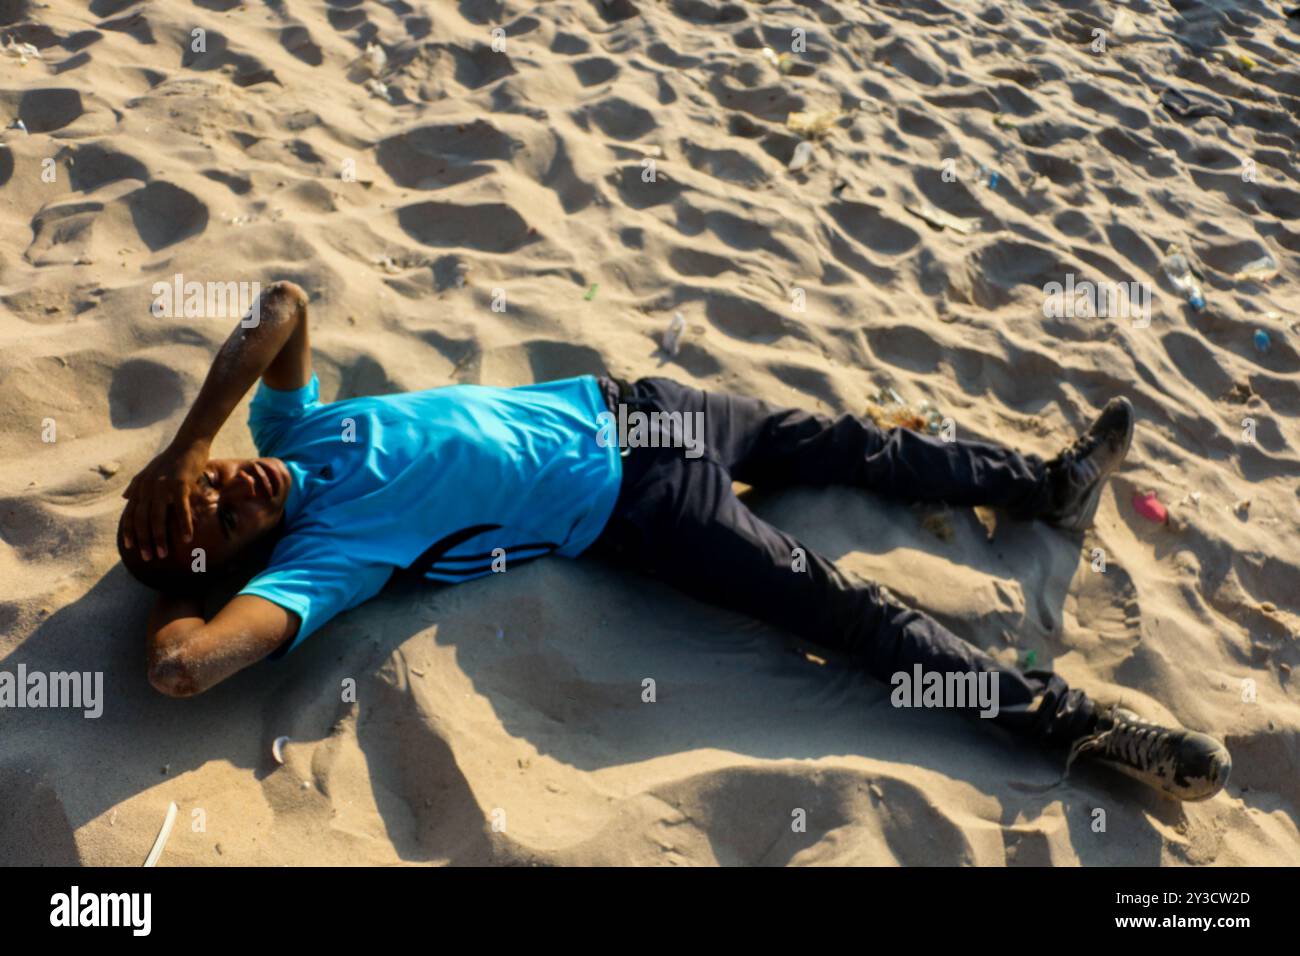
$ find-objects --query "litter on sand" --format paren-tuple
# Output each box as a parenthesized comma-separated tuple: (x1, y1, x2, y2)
(583, 283, 599, 301)
(866, 387, 947, 435)
(786, 110, 843, 138)
(272, 735, 291, 765)
(349, 42, 387, 82)
(1133, 490, 1168, 524)
(916, 399, 945, 435)
(1160, 247, 1206, 310)
(788, 141, 814, 172)
(663, 311, 686, 356)
(1232, 255, 1279, 281)
(143, 802, 178, 868)
(364, 43, 387, 76)
(1159, 87, 1232, 121)
(1219, 49, 1257, 71)
(1, 38, 41, 64)
(761, 47, 795, 74)
(904, 199, 979, 235)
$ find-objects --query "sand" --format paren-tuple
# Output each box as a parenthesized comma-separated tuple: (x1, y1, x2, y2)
(1, 0, 1297, 866)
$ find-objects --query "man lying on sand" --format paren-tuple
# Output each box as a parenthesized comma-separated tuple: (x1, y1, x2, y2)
(118, 281, 1231, 802)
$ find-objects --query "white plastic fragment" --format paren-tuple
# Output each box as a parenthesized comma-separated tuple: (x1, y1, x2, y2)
(788, 141, 814, 172)
(904, 199, 979, 235)
(272, 735, 291, 765)
(663, 311, 686, 356)
(761, 46, 793, 73)
(1233, 255, 1278, 281)
(1, 38, 41, 64)
(143, 801, 178, 868)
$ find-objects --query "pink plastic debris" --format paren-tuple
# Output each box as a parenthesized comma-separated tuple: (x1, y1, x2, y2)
(1132, 490, 1168, 524)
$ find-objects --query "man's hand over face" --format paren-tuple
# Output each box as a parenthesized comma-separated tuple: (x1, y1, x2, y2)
(120, 442, 211, 561)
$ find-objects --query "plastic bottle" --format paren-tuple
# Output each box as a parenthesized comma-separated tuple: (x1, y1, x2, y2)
(1160, 249, 1205, 310)
(1233, 255, 1278, 281)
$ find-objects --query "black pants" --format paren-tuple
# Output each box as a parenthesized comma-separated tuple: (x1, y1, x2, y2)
(590, 376, 1097, 748)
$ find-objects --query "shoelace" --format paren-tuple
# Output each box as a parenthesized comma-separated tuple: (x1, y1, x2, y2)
(1065, 707, 1176, 777)
(1107, 721, 1167, 768)
(1059, 422, 1104, 465)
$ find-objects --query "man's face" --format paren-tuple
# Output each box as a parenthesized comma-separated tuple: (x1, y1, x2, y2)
(185, 457, 292, 567)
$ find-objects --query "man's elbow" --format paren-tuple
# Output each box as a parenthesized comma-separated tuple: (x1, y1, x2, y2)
(147, 653, 203, 698)
(260, 279, 307, 323)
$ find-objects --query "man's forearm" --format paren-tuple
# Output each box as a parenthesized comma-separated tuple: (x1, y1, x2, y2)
(146, 594, 298, 697)
(146, 593, 206, 695)
(171, 281, 308, 450)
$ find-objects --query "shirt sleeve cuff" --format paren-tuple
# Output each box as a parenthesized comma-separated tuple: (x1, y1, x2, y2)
(252, 373, 320, 414)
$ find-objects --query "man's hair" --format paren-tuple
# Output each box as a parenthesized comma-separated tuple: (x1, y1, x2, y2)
(115, 517, 286, 596)
(115, 522, 209, 596)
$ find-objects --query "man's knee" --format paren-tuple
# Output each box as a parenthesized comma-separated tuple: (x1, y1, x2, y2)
(260, 280, 307, 319)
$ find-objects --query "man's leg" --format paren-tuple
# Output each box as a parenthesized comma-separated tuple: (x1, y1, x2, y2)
(591, 378, 1228, 797)
(591, 447, 1096, 747)
(617, 377, 1053, 515)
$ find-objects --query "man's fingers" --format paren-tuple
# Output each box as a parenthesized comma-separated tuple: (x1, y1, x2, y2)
(149, 491, 170, 560)
(121, 497, 137, 549)
(120, 458, 202, 556)
(175, 480, 195, 542)
(133, 493, 154, 560)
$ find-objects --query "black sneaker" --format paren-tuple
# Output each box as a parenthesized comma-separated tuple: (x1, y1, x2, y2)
(1041, 397, 1135, 531)
(1066, 706, 1232, 801)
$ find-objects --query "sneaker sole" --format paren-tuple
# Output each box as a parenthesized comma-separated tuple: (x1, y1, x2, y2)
(1058, 397, 1135, 532)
